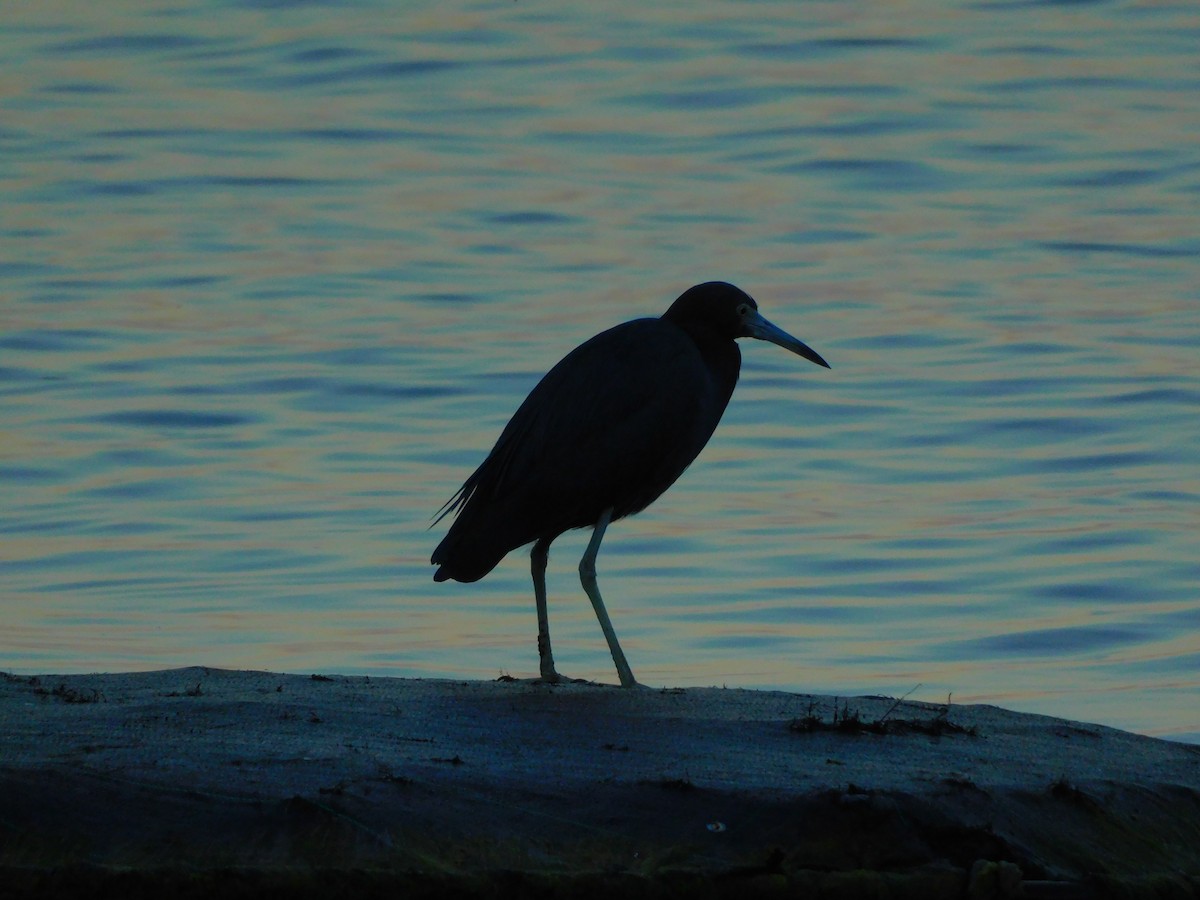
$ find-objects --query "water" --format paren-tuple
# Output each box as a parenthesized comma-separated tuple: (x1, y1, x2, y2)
(2, 0, 1198, 741)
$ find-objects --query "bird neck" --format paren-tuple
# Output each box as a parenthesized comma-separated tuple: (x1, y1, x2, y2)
(661, 316, 740, 384)
(695, 333, 742, 401)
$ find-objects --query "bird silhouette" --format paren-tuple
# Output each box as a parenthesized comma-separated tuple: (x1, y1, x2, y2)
(432, 281, 829, 687)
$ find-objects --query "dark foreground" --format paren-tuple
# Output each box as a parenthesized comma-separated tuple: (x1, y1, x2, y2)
(2, 668, 1198, 898)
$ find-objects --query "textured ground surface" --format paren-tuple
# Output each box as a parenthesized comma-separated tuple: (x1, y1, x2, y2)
(2, 668, 1198, 898)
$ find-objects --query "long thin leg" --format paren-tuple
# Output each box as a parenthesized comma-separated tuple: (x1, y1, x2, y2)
(531, 537, 561, 682)
(579, 507, 638, 688)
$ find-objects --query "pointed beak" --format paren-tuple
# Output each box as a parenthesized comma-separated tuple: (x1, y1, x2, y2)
(745, 310, 830, 368)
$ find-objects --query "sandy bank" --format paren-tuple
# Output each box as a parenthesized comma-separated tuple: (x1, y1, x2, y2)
(2, 668, 1198, 898)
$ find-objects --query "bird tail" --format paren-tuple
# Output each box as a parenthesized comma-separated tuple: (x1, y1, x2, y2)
(431, 499, 522, 583)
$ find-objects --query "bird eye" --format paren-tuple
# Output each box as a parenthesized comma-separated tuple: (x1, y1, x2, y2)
(736, 303, 751, 317)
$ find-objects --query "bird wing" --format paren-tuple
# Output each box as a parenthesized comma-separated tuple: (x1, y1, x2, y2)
(451, 318, 729, 530)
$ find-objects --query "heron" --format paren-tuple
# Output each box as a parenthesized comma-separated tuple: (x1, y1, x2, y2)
(432, 281, 829, 687)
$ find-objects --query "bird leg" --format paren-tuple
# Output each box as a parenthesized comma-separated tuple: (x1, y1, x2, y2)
(530, 538, 562, 682)
(579, 507, 639, 688)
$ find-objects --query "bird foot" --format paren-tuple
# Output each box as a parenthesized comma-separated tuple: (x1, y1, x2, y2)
(547, 674, 654, 689)
(499, 671, 652, 688)
(532, 670, 592, 685)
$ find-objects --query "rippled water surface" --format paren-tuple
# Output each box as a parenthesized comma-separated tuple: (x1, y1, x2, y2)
(3, 1, 1198, 740)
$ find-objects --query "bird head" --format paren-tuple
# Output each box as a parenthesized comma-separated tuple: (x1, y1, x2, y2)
(667, 282, 830, 369)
